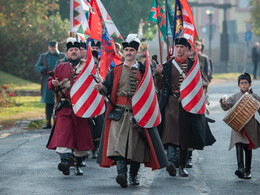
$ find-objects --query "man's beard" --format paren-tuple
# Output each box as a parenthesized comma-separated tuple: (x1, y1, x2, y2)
(69, 56, 81, 66)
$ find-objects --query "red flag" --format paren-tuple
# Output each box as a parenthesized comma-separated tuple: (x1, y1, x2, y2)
(70, 45, 105, 118)
(132, 49, 161, 128)
(179, 0, 205, 114)
(88, 0, 122, 80)
(89, 0, 102, 40)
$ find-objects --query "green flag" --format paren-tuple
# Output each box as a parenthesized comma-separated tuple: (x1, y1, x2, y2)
(148, 0, 168, 44)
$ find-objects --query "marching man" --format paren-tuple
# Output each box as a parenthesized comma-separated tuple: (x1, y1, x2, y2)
(94, 34, 168, 188)
(46, 38, 94, 176)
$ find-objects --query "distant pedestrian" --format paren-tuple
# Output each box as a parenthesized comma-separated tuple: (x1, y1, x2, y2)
(252, 42, 259, 79)
(35, 40, 65, 129)
(220, 73, 260, 179)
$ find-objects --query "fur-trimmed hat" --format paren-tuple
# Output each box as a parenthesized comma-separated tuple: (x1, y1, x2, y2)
(90, 40, 101, 48)
(122, 34, 140, 51)
(80, 41, 87, 49)
(66, 37, 80, 50)
(175, 37, 188, 47)
(238, 72, 252, 84)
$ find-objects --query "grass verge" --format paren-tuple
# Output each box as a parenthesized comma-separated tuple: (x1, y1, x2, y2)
(0, 70, 40, 91)
(0, 96, 45, 129)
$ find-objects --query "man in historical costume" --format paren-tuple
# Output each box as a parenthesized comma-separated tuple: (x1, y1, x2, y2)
(94, 34, 168, 188)
(46, 38, 94, 176)
(154, 37, 216, 177)
(35, 40, 65, 129)
(90, 40, 101, 53)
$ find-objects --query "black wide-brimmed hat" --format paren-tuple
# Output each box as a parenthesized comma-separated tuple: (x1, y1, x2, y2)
(175, 37, 188, 47)
(122, 34, 140, 51)
(66, 37, 80, 50)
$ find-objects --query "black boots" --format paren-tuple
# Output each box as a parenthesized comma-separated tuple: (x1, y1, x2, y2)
(58, 153, 70, 175)
(129, 161, 140, 185)
(43, 120, 51, 129)
(116, 160, 141, 187)
(235, 143, 252, 179)
(92, 140, 100, 159)
(179, 149, 188, 177)
(74, 157, 84, 175)
(187, 150, 193, 168)
(166, 145, 179, 176)
(235, 144, 245, 179)
(244, 145, 252, 179)
(116, 159, 128, 188)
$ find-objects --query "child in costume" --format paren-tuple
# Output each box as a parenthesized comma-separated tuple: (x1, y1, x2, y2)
(220, 73, 260, 179)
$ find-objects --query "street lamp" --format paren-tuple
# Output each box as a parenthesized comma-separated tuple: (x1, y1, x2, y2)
(206, 8, 214, 59)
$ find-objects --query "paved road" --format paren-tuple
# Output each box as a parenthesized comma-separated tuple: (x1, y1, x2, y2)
(1, 80, 260, 195)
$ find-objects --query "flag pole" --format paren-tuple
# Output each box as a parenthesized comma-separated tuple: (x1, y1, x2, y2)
(158, 28, 163, 64)
(156, 0, 163, 64)
(165, 1, 169, 60)
(167, 38, 170, 60)
(70, 0, 73, 37)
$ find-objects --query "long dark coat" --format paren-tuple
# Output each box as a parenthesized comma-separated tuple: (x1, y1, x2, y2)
(155, 58, 216, 150)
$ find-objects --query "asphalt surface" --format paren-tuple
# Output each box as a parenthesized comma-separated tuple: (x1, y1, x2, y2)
(1, 80, 260, 195)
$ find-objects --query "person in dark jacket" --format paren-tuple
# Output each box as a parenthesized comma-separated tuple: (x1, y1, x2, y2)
(35, 40, 65, 129)
(252, 42, 259, 79)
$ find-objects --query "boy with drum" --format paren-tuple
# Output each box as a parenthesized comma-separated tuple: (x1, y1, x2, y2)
(220, 73, 260, 179)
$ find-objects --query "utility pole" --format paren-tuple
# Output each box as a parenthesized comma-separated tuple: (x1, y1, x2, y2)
(189, 2, 236, 62)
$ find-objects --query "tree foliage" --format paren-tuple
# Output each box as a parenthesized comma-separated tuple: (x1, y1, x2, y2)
(250, 0, 260, 36)
(0, 0, 70, 82)
(99, 0, 157, 40)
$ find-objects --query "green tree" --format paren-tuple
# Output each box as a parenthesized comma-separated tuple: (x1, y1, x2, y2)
(0, 0, 70, 82)
(250, 0, 260, 36)
(101, 0, 156, 39)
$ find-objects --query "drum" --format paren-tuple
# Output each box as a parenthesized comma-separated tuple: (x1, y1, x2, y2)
(223, 93, 260, 132)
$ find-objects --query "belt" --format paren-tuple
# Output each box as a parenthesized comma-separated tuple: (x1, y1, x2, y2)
(115, 106, 133, 113)
(124, 108, 133, 113)
(116, 96, 132, 105)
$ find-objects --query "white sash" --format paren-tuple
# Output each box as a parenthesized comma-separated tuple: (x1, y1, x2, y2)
(172, 59, 186, 78)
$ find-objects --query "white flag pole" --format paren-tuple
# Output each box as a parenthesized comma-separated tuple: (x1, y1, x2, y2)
(70, 0, 73, 37)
